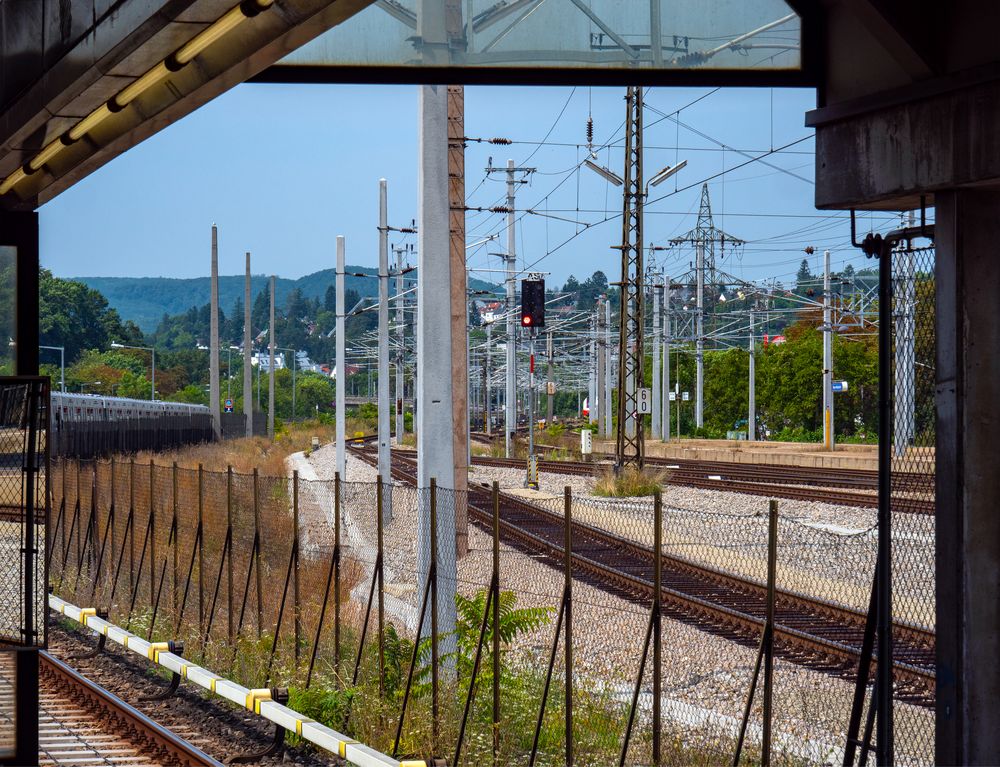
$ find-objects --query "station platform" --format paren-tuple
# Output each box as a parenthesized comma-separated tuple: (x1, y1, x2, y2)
(594, 438, 884, 472)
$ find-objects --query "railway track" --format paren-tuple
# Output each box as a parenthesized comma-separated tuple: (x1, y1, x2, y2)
(353, 445, 935, 706)
(35, 650, 220, 767)
(466, 454, 935, 514)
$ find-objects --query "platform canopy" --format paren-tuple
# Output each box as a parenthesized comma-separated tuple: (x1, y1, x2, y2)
(267, 0, 815, 85)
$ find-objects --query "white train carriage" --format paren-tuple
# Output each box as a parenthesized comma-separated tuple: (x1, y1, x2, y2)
(51, 392, 209, 425)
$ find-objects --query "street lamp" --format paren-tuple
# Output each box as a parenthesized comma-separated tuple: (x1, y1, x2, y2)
(110, 342, 155, 400)
(39, 345, 65, 392)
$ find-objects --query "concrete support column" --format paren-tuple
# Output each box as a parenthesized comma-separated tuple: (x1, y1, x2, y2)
(662, 277, 670, 442)
(378, 179, 392, 524)
(417, 82, 458, 641)
(268, 275, 275, 440)
(652, 283, 661, 439)
(935, 189, 1000, 765)
(335, 237, 346, 479)
(243, 252, 253, 438)
(447, 83, 468, 556)
(209, 225, 221, 439)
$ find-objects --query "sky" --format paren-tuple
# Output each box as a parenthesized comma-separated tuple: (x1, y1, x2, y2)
(39, 83, 902, 290)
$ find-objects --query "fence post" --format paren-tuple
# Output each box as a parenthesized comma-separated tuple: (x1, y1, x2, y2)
(129, 459, 135, 600)
(172, 461, 179, 621)
(334, 472, 341, 681)
(110, 457, 116, 598)
(653, 490, 662, 767)
(762, 498, 777, 766)
(565, 485, 573, 767)
(293, 470, 301, 668)
(253, 467, 262, 639)
(146, 461, 154, 608)
(492, 481, 501, 766)
(732, 499, 778, 767)
(376, 477, 386, 697)
(61, 459, 67, 567)
(430, 477, 439, 751)
(227, 466, 234, 648)
(198, 464, 205, 637)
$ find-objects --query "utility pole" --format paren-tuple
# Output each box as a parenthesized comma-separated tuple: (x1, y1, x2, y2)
(651, 273, 661, 439)
(822, 249, 834, 451)
(484, 322, 492, 435)
(378, 179, 392, 523)
(487, 159, 534, 457)
(394, 244, 406, 444)
(749, 306, 756, 442)
(588, 327, 597, 425)
(662, 276, 670, 442)
(545, 330, 554, 424)
(669, 184, 745, 430)
(604, 296, 612, 438)
(243, 252, 253, 438)
(595, 298, 606, 437)
(268, 275, 275, 440)
(447, 83, 469, 556)
(335, 236, 346, 479)
(615, 85, 645, 469)
(894, 214, 916, 456)
(209, 224, 221, 439)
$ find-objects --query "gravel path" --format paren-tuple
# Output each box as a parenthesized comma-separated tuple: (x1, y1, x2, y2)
(291, 443, 934, 765)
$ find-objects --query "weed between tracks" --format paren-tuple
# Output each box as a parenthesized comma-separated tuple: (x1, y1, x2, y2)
(594, 466, 669, 498)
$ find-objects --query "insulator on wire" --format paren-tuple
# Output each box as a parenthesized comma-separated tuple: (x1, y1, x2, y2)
(586, 116, 594, 146)
(488, 137, 512, 145)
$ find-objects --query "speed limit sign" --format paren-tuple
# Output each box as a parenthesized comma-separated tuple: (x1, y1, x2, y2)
(637, 388, 652, 414)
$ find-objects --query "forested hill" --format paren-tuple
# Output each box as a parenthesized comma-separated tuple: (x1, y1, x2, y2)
(73, 269, 497, 333)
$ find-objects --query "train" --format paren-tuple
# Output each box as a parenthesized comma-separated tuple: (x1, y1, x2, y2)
(50, 392, 209, 424)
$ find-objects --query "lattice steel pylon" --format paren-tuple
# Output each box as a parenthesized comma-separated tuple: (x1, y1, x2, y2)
(615, 86, 645, 469)
(669, 183, 744, 428)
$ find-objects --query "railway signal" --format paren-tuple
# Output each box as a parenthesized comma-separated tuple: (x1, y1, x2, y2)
(520, 278, 545, 328)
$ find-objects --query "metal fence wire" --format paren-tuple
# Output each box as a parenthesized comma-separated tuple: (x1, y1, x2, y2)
(49, 440, 937, 766)
(0, 378, 49, 650)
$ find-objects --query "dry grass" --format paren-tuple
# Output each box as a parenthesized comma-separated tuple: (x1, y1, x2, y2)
(593, 465, 668, 497)
(133, 420, 342, 475)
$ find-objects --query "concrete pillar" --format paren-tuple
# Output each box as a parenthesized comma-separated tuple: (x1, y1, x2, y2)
(662, 277, 670, 442)
(243, 252, 253, 438)
(603, 297, 612, 438)
(504, 160, 517, 459)
(822, 249, 834, 450)
(336, 237, 346, 479)
(268, 275, 275, 440)
(447, 83, 468, 556)
(378, 180, 392, 523)
(417, 82, 458, 641)
(651, 282, 661, 439)
(695, 240, 705, 429)
(395, 246, 405, 443)
(209, 225, 221, 439)
(595, 299, 606, 436)
(935, 189, 1000, 765)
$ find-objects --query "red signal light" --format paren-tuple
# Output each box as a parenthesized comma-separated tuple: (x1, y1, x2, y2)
(522, 315, 532, 326)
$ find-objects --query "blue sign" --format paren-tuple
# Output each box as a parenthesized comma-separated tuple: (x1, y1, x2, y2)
(224, 398, 234, 412)
(832, 381, 849, 393)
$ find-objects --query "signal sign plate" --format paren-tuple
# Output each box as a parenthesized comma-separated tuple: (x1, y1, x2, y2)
(637, 388, 652, 413)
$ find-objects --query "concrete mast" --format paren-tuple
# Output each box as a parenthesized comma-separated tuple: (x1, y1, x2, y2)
(749, 307, 756, 442)
(595, 298, 606, 436)
(651, 278, 661, 439)
(378, 179, 392, 523)
(695, 239, 705, 429)
(662, 276, 670, 442)
(209, 224, 221, 439)
(268, 275, 275, 440)
(545, 330, 554, 424)
(335, 236, 346, 479)
(504, 159, 517, 458)
(243, 252, 253, 438)
(395, 245, 405, 443)
(417, 78, 457, 642)
(603, 296, 612, 438)
(822, 249, 834, 450)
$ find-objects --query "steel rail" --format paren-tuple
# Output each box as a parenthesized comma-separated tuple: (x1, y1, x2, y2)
(39, 650, 223, 767)
(355, 445, 935, 705)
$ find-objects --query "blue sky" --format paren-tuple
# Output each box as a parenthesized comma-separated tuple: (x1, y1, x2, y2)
(39, 84, 900, 289)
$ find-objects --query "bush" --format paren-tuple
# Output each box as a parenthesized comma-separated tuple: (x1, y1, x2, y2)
(594, 466, 667, 497)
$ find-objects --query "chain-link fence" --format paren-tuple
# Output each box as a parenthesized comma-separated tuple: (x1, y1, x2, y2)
(49, 439, 936, 765)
